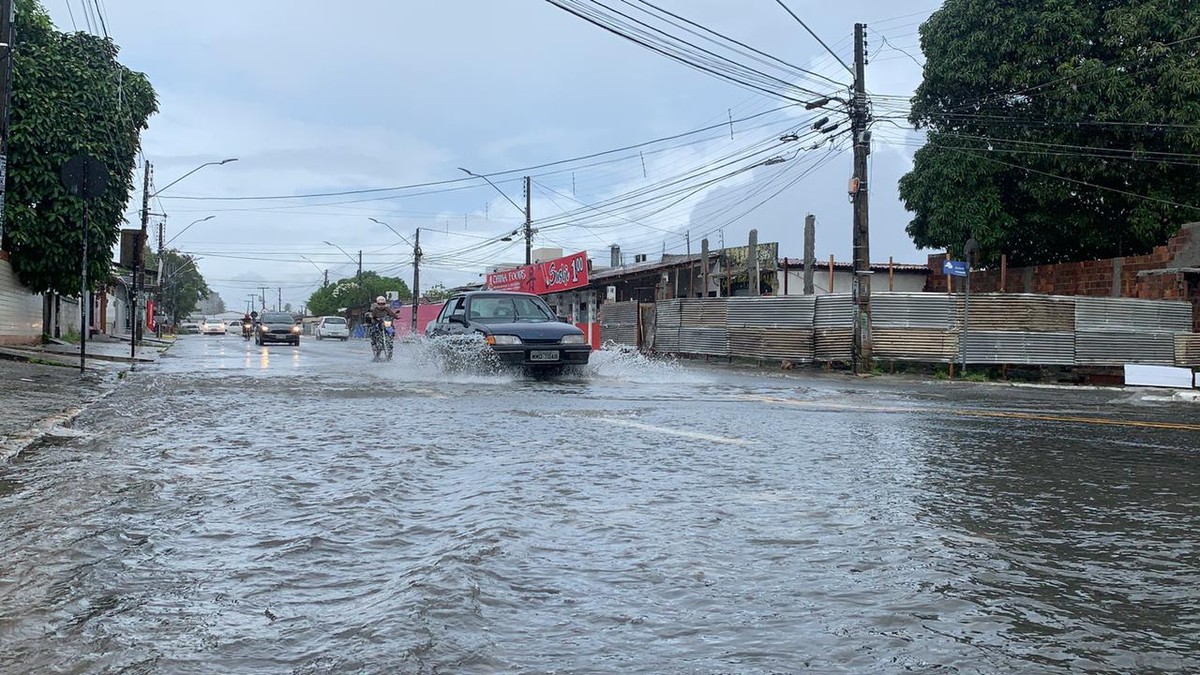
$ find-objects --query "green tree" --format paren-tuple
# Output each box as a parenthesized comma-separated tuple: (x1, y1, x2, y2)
(422, 282, 453, 302)
(899, 0, 1200, 266)
(148, 248, 209, 327)
(305, 271, 411, 316)
(1, 0, 157, 293)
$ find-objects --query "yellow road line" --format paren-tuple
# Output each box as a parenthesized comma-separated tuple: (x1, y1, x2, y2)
(739, 395, 1200, 432)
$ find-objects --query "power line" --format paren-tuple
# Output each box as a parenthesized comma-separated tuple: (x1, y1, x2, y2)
(164, 104, 798, 202)
(626, 0, 846, 88)
(772, 0, 852, 74)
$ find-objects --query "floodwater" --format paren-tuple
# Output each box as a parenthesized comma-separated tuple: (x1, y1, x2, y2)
(1, 335, 1197, 673)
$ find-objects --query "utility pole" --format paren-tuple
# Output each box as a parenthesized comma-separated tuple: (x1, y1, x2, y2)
(132, 161, 151, 359)
(685, 231, 692, 298)
(154, 219, 165, 337)
(259, 286, 269, 311)
(323, 269, 329, 287)
(357, 250, 363, 308)
(523, 176, 533, 265)
(0, 0, 13, 239)
(851, 22, 873, 374)
(277, 287, 282, 312)
(803, 214, 816, 295)
(411, 228, 422, 334)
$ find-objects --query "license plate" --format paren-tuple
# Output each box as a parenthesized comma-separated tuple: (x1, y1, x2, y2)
(530, 350, 560, 362)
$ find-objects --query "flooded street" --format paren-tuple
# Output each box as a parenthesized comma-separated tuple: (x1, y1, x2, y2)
(1, 335, 1198, 673)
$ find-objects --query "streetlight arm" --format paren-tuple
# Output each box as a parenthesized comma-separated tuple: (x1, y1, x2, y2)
(459, 167, 525, 216)
(368, 217, 414, 247)
(323, 241, 358, 264)
(298, 255, 325, 275)
(166, 215, 215, 246)
(152, 158, 238, 198)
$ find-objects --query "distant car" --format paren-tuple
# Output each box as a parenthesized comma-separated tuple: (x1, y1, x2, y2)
(178, 322, 200, 335)
(425, 291, 589, 371)
(225, 320, 242, 336)
(199, 318, 226, 335)
(314, 316, 350, 341)
(255, 311, 300, 346)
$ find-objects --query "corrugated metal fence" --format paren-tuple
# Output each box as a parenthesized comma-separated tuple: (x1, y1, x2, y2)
(608, 292, 1197, 368)
(598, 300, 638, 347)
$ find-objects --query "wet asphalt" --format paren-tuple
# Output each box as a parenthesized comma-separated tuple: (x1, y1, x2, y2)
(0, 334, 1197, 673)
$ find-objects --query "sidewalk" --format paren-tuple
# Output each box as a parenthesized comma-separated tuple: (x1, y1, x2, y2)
(0, 336, 172, 461)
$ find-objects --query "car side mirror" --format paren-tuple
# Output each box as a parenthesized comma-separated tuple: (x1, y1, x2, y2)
(558, 315, 571, 323)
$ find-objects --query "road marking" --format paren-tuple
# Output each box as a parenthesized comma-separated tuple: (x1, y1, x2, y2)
(739, 395, 1200, 432)
(604, 418, 753, 446)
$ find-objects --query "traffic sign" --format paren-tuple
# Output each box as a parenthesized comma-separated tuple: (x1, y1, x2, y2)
(943, 260, 968, 277)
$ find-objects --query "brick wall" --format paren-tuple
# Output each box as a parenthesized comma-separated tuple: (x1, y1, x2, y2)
(926, 224, 1200, 331)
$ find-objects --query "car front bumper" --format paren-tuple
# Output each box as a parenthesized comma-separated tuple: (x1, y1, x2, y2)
(489, 344, 591, 367)
(259, 331, 300, 343)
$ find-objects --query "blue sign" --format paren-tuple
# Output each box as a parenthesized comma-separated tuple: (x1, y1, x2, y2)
(943, 260, 968, 277)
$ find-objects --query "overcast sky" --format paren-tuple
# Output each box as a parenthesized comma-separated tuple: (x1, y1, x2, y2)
(46, 0, 939, 312)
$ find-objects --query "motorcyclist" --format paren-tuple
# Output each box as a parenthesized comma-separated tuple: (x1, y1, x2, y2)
(366, 296, 395, 360)
(367, 296, 394, 325)
(241, 312, 253, 337)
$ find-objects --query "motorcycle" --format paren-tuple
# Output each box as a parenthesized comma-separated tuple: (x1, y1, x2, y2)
(242, 320, 253, 341)
(367, 316, 395, 361)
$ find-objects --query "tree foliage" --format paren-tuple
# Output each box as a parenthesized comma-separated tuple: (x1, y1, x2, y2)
(422, 283, 453, 302)
(2, 0, 157, 293)
(147, 248, 209, 327)
(899, 0, 1200, 266)
(305, 271, 411, 317)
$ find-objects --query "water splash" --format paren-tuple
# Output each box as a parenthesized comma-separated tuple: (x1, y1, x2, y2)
(586, 345, 715, 385)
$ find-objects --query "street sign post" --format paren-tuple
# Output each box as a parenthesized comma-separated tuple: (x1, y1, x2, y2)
(943, 259, 968, 277)
(960, 238, 979, 373)
(61, 154, 109, 375)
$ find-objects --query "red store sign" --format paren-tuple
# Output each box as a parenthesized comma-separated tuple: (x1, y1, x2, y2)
(487, 250, 589, 295)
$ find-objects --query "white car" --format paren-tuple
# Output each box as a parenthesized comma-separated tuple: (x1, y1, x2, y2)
(314, 316, 350, 340)
(225, 320, 242, 335)
(199, 318, 226, 335)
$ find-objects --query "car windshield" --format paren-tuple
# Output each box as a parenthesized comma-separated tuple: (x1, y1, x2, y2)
(468, 295, 555, 323)
(260, 313, 293, 323)
(324, 318, 346, 325)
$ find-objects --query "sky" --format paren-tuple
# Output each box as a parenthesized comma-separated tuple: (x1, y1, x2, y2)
(45, 0, 941, 313)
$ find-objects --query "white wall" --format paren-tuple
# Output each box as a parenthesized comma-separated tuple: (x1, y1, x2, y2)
(777, 269, 927, 295)
(0, 256, 43, 343)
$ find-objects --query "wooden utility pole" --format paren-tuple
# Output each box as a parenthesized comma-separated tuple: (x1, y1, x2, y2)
(851, 23, 872, 374)
(411, 228, 422, 334)
(523, 176, 532, 265)
(132, 161, 151, 359)
(0, 0, 13, 237)
(803, 214, 815, 295)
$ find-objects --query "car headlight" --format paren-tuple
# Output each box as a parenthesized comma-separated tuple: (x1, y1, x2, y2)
(560, 334, 586, 345)
(486, 335, 522, 345)
(291, 325, 300, 332)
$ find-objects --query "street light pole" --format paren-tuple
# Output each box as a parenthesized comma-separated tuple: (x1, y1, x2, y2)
(459, 167, 533, 264)
(369, 217, 423, 334)
(524, 176, 532, 265)
(412, 228, 422, 334)
(134, 158, 237, 350)
(324, 240, 364, 308)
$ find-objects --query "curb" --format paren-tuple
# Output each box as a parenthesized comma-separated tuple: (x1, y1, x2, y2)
(0, 389, 116, 463)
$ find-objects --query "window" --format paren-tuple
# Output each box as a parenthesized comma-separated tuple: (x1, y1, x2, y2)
(468, 295, 554, 323)
(323, 317, 346, 325)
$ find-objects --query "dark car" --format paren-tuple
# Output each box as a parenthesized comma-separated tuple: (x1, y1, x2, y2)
(425, 291, 590, 370)
(255, 311, 300, 346)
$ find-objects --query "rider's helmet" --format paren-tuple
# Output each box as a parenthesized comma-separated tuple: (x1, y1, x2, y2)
(375, 296, 387, 305)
